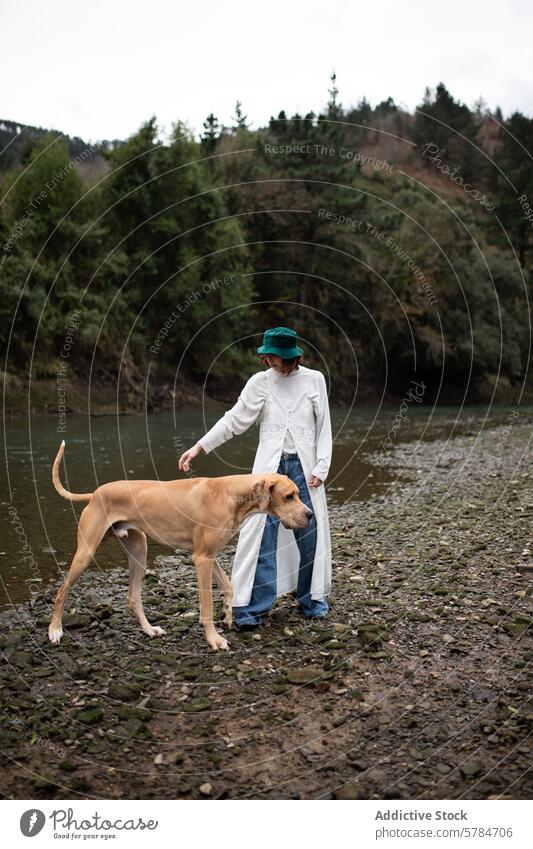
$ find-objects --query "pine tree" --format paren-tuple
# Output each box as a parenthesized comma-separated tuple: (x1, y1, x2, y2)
(201, 113, 220, 155)
(327, 71, 341, 119)
(232, 101, 249, 131)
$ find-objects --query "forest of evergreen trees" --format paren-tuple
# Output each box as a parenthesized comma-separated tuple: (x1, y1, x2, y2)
(1, 82, 532, 406)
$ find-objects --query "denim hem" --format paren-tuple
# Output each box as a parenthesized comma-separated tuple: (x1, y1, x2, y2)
(234, 617, 263, 629)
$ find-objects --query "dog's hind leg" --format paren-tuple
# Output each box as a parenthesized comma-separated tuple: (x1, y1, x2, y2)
(212, 559, 233, 629)
(48, 504, 107, 645)
(120, 529, 165, 638)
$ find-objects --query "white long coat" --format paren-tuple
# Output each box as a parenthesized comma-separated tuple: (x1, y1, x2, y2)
(198, 366, 332, 607)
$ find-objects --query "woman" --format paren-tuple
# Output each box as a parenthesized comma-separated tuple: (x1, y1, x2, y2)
(178, 327, 332, 628)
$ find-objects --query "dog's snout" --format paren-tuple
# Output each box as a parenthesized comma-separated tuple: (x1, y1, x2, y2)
(295, 509, 313, 529)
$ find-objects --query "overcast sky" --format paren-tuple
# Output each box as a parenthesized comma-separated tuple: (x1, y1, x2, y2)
(2, 0, 532, 142)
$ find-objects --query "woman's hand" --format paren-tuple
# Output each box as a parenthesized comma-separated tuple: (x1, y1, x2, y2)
(309, 475, 323, 488)
(178, 443, 203, 473)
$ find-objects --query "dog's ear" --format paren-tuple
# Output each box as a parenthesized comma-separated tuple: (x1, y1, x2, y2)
(252, 475, 277, 511)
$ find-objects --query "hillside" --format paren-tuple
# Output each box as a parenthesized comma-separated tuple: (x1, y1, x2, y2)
(1, 84, 531, 413)
(0, 118, 110, 183)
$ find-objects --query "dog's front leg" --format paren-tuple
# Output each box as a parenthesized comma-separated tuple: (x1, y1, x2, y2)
(213, 559, 233, 629)
(193, 552, 230, 651)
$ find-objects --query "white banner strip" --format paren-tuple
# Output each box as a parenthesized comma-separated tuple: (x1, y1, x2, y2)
(2, 798, 531, 848)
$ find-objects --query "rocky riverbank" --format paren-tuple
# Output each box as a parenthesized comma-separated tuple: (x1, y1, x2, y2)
(0, 419, 531, 800)
(3, 370, 220, 417)
(6, 368, 531, 418)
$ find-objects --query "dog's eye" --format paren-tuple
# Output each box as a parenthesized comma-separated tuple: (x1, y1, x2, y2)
(285, 493, 295, 501)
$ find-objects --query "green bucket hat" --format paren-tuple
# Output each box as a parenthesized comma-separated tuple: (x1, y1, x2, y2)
(257, 326, 303, 359)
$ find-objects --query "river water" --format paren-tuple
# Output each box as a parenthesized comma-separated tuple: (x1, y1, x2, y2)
(0, 405, 522, 606)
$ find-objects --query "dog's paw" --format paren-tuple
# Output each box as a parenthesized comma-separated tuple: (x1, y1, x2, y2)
(222, 612, 233, 629)
(48, 625, 63, 645)
(207, 632, 230, 652)
(144, 625, 166, 638)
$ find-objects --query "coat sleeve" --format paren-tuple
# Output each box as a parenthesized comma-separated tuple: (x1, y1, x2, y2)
(311, 372, 333, 481)
(198, 373, 267, 455)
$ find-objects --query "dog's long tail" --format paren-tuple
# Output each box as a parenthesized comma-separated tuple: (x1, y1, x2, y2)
(52, 441, 93, 502)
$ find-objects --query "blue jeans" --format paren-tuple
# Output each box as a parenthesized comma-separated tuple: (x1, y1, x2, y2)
(233, 453, 329, 627)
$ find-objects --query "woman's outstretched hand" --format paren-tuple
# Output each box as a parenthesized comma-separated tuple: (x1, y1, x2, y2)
(309, 475, 323, 488)
(178, 443, 203, 473)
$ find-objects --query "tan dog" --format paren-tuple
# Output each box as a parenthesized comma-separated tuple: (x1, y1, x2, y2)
(48, 441, 312, 651)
